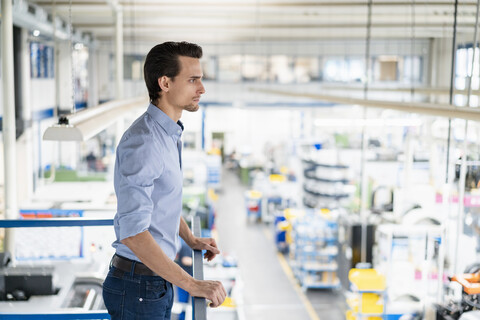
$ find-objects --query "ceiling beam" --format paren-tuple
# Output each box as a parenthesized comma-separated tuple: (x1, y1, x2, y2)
(33, 1, 480, 7)
(251, 88, 480, 122)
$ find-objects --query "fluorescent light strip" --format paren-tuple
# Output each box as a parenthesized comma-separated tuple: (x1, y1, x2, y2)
(43, 97, 148, 141)
(314, 118, 422, 127)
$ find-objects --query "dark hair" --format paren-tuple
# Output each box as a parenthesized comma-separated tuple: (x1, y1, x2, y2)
(144, 41, 203, 104)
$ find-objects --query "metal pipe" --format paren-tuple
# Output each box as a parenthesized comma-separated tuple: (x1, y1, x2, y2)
(360, 0, 373, 265)
(2, 0, 18, 264)
(309, 85, 480, 97)
(69, 0, 76, 114)
(53, 2, 59, 119)
(192, 216, 207, 320)
(20, 28, 34, 202)
(454, 0, 480, 276)
(467, 3, 480, 104)
(115, 8, 124, 99)
(410, 0, 416, 97)
(446, 0, 459, 183)
(250, 88, 480, 122)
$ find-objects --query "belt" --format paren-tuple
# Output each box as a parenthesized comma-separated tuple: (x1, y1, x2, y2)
(111, 254, 158, 277)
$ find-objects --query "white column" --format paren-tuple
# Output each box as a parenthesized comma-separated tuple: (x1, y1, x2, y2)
(88, 45, 99, 107)
(115, 8, 124, 99)
(17, 28, 34, 204)
(1, 0, 18, 262)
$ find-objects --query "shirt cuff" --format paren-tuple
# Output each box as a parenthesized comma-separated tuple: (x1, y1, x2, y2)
(117, 213, 151, 241)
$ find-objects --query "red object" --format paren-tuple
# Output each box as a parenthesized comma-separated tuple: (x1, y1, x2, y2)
(451, 273, 480, 295)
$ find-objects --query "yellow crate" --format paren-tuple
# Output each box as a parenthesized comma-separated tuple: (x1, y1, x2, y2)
(269, 174, 286, 182)
(345, 310, 356, 320)
(360, 293, 383, 314)
(348, 268, 386, 291)
(284, 208, 305, 221)
(246, 190, 262, 199)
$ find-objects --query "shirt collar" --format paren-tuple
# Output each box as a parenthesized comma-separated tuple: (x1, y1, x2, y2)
(147, 103, 184, 137)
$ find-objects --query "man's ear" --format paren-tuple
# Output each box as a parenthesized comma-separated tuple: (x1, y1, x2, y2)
(158, 76, 170, 92)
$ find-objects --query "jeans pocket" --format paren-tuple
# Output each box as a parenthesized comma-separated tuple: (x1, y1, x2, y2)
(103, 275, 125, 319)
(143, 278, 168, 301)
(135, 279, 171, 320)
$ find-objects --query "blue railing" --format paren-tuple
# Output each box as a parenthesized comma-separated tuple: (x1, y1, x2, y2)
(0, 311, 110, 320)
(0, 216, 207, 320)
(0, 218, 113, 228)
(0, 216, 113, 320)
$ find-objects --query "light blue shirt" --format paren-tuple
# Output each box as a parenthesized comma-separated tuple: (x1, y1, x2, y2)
(112, 103, 183, 261)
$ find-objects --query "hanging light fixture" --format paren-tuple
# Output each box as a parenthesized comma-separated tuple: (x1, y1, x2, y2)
(43, 97, 147, 141)
(43, 0, 146, 142)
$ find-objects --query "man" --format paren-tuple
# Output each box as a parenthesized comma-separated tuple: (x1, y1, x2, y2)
(103, 41, 226, 320)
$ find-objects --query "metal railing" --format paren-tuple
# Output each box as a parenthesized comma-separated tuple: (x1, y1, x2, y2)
(0, 217, 113, 320)
(191, 216, 207, 320)
(0, 215, 208, 319)
(0, 311, 111, 319)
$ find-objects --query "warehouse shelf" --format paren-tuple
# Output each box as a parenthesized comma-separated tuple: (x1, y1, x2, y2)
(290, 211, 340, 291)
(346, 269, 387, 320)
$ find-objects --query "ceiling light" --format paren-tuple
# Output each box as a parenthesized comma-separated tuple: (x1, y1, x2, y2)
(43, 97, 147, 141)
(74, 43, 84, 50)
(33, 29, 40, 37)
(314, 118, 422, 127)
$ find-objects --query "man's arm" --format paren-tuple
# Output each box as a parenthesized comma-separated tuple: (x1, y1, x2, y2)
(121, 230, 226, 307)
(179, 217, 219, 261)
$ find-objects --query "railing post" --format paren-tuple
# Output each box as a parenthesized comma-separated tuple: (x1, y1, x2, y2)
(192, 216, 207, 320)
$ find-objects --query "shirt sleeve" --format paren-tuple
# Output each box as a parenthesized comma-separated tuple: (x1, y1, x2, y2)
(115, 131, 164, 240)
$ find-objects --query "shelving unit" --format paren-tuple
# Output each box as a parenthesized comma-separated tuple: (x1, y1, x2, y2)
(290, 211, 341, 290)
(206, 154, 222, 191)
(346, 269, 386, 320)
(346, 290, 386, 320)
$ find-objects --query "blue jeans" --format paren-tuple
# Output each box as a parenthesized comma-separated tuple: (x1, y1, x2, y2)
(103, 265, 174, 320)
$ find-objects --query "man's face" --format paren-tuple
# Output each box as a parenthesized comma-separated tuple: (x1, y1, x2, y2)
(167, 56, 205, 112)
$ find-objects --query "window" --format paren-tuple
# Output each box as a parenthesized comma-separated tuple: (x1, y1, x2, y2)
(455, 45, 480, 106)
(294, 57, 319, 83)
(270, 55, 295, 83)
(123, 54, 144, 80)
(374, 56, 400, 82)
(242, 55, 267, 82)
(202, 56, 217, 80)
(403, 56, 423, 83)
(218, 55, 242, 82)
(30, 42, 54, 78)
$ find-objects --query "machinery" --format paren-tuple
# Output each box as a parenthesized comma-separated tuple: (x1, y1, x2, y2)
(436, 264, 480, 320)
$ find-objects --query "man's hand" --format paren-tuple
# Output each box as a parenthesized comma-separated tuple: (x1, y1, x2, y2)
(189, 279, 227, 308)
(179, 217, 220, 261)
(189, 237, 220, 261)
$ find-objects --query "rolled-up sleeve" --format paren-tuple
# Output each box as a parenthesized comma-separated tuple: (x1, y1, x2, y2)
(115, 131, 164, 240)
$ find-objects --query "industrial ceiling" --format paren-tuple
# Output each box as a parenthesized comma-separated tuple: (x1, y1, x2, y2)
(28, 0, 480, 45)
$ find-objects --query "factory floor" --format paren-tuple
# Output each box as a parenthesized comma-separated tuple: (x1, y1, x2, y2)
(215, 168, 347, 320)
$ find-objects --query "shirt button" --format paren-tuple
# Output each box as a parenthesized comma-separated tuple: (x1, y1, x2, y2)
(139, 298, 143, 302)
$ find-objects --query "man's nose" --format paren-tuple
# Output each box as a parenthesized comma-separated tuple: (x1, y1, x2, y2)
(199, 82, 206, 94)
